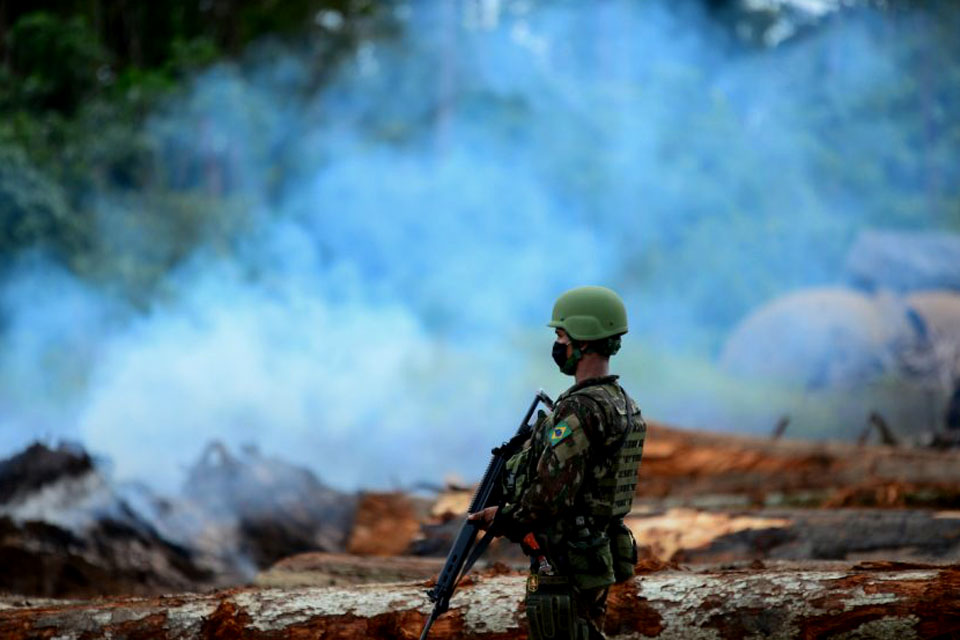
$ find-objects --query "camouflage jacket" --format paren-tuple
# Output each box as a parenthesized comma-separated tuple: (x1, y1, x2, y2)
(494, 375, 645, 544)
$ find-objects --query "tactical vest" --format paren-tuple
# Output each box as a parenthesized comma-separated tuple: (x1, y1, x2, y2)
(501, 379, 646, 522)
(559, 381, 645, 519)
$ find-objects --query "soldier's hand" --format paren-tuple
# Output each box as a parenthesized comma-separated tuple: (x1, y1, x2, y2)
(467, 506, 498, 530)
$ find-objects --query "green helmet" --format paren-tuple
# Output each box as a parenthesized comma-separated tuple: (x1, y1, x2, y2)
(548, 286, 628, 341)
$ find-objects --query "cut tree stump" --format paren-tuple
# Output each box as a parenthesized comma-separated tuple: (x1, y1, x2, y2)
(1, 562, 958, 639)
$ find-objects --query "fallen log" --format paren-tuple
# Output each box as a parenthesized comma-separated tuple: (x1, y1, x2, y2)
(2, 562, 958, 639)
(427, 424, 960, 518)
(255, 552, 445, 587)
(627, 507, 960, 564)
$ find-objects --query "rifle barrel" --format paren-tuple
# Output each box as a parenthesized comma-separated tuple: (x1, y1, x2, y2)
(418, 390, 553, 640)
(419, 612, 438, 640)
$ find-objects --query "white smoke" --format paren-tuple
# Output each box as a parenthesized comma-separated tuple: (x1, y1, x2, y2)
(1, 1, 955, 490)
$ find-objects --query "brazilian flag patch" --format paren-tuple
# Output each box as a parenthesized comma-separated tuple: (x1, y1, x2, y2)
(548, 421, 573, 446)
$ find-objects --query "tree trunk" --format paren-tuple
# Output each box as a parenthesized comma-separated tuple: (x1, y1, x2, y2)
(2, 562, 958, 639)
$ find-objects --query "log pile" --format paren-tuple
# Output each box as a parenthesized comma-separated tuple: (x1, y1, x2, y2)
(638, 423, 960, 508)
(2, 562, 958, 639)
(7, 422, 960, 613)
(424, 423, 960, 514)
(346, 492, 423, 556)
(408, 424, 960, 567)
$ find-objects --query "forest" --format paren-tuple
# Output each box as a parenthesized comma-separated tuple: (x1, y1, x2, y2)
(0, 0, 387, 302)
(1, 0, 958, 312)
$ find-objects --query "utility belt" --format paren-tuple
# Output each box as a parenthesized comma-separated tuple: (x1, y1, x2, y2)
(528, 515, 638, 591)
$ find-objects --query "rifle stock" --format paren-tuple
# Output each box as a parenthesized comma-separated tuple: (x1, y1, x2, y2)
(420, 389, 554, 639)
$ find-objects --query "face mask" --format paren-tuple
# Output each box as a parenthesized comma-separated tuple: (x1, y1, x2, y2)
(552, 341, 581, 376)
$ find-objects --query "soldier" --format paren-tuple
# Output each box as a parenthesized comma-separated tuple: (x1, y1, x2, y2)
(469, 285, 646, 640)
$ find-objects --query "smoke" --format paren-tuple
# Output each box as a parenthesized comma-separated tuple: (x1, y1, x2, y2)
(0, 259, 125, 452)
(1, 1, 957, 491)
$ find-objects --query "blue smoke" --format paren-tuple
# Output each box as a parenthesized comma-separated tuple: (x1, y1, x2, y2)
(1, 1, 956, 491)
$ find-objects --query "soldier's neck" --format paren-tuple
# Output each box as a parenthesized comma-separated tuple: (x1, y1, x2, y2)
(575, 354, 609, 384)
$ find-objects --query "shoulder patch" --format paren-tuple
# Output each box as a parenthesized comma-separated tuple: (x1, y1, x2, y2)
(548, 421, 574, 446)
(550, 413, 590, 464)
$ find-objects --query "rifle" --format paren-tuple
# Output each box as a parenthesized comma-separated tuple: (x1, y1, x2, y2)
(419, 389, 554, 640)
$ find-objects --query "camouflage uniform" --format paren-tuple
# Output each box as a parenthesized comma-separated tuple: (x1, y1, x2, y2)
(495, 375, 645, 640)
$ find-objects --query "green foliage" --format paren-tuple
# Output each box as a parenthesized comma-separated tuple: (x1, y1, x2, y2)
(0, 0, 957, 317)
(168, 37, 222, 75)
(0, 146, 85, 265)
(0, 0, 378, 298)
(5, 12, 108, 114)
